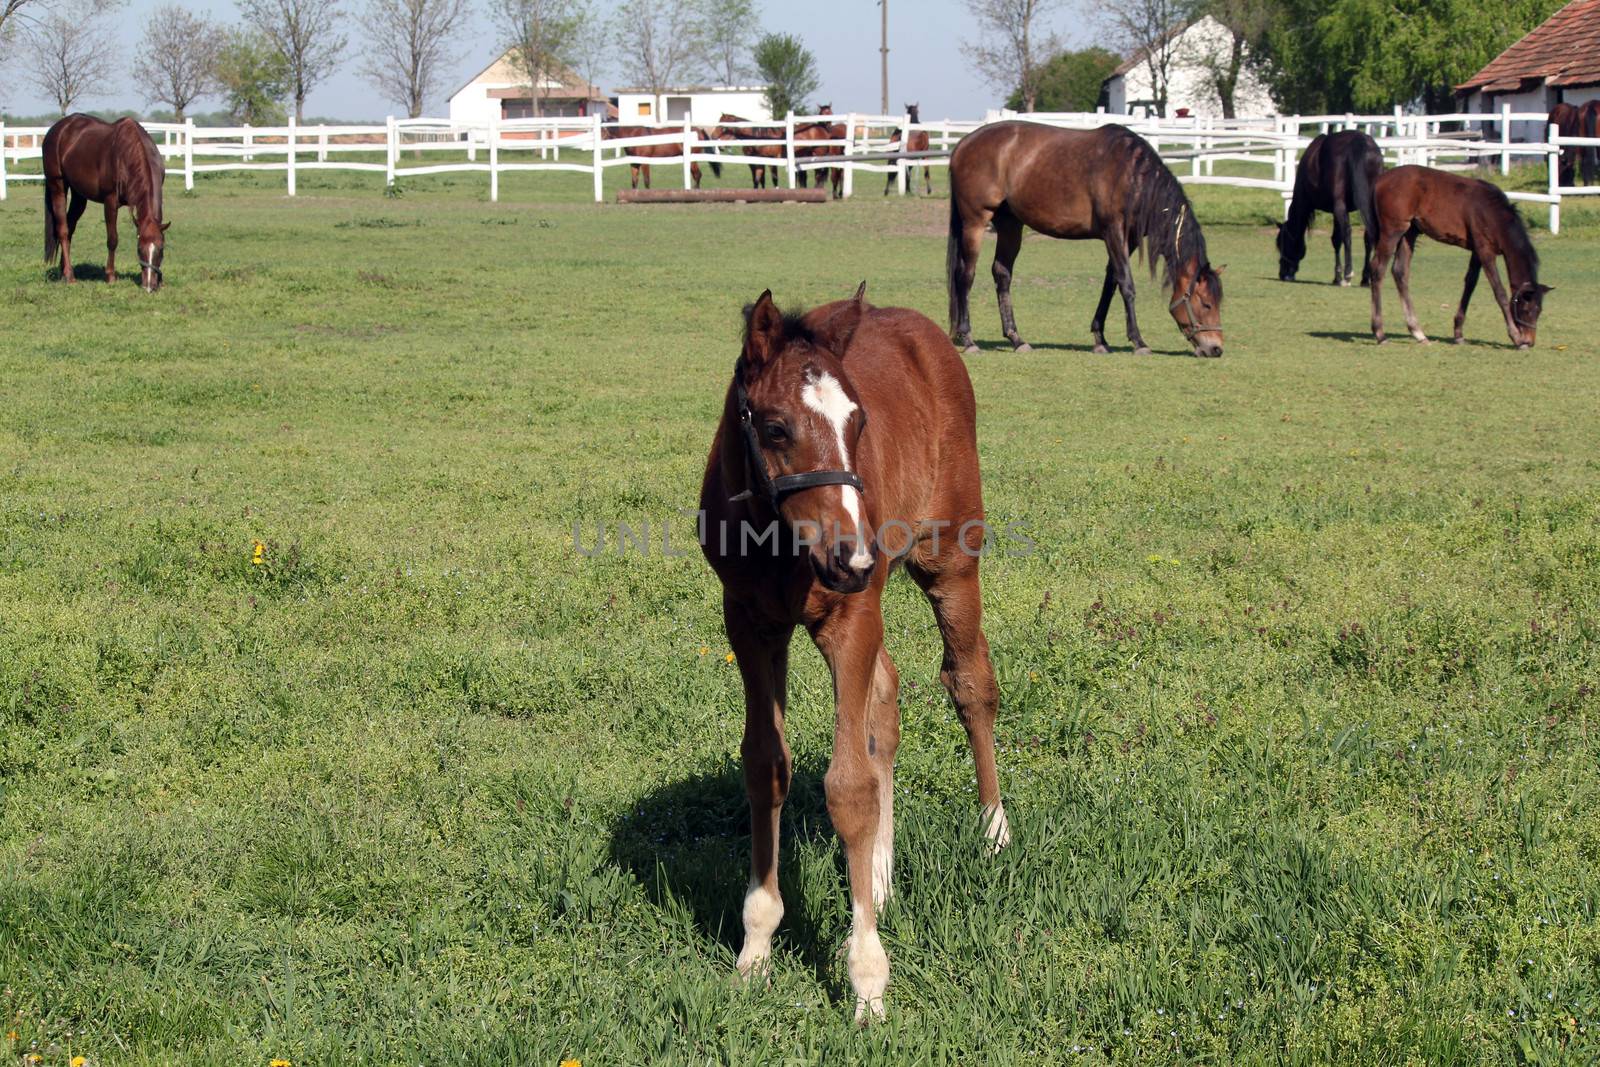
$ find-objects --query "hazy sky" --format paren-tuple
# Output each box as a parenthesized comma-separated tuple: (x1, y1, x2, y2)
(1, 0, 1095, 120)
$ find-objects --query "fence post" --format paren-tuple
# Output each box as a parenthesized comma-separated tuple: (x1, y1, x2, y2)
(287, 116, 297, 196)
(380, 118, 393, 189)
(682, 123, 693, 188)
(1, 120, 8, 202)
(1548, 122, 1560, 234)
(785, 111, 796, 188)
(843, 112, 856, 198)
(243, 123, 253, 162)
(319, 124, 328, 163)
(592, 113, 603, 202)
(489, 112, 499, 202)
(184, 117, 195, 190)
(1500, 101, 1511, 175)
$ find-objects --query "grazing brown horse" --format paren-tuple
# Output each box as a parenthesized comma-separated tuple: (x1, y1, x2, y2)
(794, 105, 844, 197)
(1276, 129, 1382, 285)
(1549, 103, 1582, 187)
(948, 121, 1224, 356)
(1368, 165, 1551, 348)
(43, 114, 169, 291)
(885, 103, 933, 196)
(1581, 100, 1600, 186)
(699, 283, 1007, 1020)
(705, 113, 782, 189)
(601, 123, 701, 189)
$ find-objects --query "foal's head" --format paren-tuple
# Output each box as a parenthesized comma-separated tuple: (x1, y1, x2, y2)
(735, 288, 875, 593)
(135, 214, 170, 293)
(1274, 221, 1305, 282)
(1510, 281, 1554, 348)
(1170, 257, 1224, 358)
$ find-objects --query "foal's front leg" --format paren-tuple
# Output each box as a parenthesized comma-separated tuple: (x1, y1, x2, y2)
(816, 602, 891, 1020)
(1477, 252, 1524, 347)
(727, 599, 795, 979)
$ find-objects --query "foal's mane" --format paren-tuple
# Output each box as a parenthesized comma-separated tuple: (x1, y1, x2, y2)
(1106, 124, 1211, 292)
(1483, 181, 1539, 277)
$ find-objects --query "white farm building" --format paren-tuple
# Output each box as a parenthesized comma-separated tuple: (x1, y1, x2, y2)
(1103, 16, 1275, 119)
(612, 87, 771, 125)
(448, 51, 607, 126)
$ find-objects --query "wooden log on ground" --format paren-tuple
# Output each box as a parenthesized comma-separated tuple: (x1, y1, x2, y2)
(615, 188, 829, 204)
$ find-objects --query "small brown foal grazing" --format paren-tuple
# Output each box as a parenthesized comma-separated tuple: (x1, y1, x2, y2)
(43, 114, 170, 292)
(1369, 166, 1551, 349)
(698, 284, 1007, 1020)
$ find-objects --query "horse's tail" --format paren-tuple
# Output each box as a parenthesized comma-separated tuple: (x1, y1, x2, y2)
(1350, 141, 1379, 284)
(946, 185, 962, 336)
(43, 176, 58, 266)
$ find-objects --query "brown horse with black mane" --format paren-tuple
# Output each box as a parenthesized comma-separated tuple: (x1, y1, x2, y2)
(885, 103, 932, 196)
(43, 114, 169, 291)
(705, 113, 783, 189)
(1368, 165, 1551, 348)
(601, 122, 701, 189)
(948, 120, 1224, 356)
(700, 283, 1007, 1020)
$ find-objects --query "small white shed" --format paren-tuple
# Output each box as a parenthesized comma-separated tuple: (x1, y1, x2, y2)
(612, 86, 772, 125)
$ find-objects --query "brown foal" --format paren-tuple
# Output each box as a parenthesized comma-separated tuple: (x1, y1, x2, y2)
(698, 284, 1007, 1019)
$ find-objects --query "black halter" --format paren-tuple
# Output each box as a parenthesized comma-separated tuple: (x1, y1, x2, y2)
(1169, 277, 1220, 346)
(728, 360, 865, 507)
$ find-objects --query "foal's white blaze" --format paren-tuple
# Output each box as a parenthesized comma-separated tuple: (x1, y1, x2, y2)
(736, 879, 783, 977)
(800, 371, 871, 568)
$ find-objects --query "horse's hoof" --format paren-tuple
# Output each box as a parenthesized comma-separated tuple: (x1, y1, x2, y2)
(1133, 346, 1152, 356)
(1517, 342, 1531, 351)
(1375, 336, 1388, 345)
(1336, 278, 1349, 287)
(1012, 342, 1032, 353)
(1412, 334, 1430, 345)
(1092, 344, 1110, 355)
(1453, 335, 1465, 345)
(961, 344, 980, 355)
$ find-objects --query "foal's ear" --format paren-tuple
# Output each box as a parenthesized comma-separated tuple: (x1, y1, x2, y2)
(161, 220, 171, 232)
(1212, 264, 1227, 275)
(852, 279, 867, 304)
(743, 289, 783, 368)
(1537, 283, 1554, 294)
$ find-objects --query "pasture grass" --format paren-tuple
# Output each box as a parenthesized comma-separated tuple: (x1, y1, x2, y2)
(0, 166, 1598, 1065)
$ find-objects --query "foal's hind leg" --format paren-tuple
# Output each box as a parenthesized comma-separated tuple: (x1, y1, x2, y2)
(1452, 256, 1481, 344)
(1369, 226, 1403, 344)
(911, 554, 1008, 851)
(991, 214, 1030, 352)
(1391, 229, 1427, 343)
(726, 598, 795, 980)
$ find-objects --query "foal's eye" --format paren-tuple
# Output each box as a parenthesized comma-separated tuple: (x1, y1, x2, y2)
(763, 423, 788, 443)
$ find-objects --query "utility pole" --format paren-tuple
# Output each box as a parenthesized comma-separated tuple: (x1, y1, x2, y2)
(879, 0, 889, 114)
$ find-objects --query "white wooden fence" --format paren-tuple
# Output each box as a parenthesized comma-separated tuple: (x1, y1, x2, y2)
(3, 107, 1597, 232)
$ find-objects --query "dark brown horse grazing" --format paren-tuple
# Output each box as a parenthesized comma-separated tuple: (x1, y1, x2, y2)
(885, 103, 933, 196)
(601, 123, 701, 189)
(1549, 103, 1582, 187)
(1276, 129, 1382, 285)
(794, 105, 843, 197)
(705, 113, 782, 189)
(699, 283, 1007, 1020)
(948, 121, 1224, 356)
(1581, 100, 1600, 185)
(43, 114, 169, 291)
(1368, 165, 1551, 348)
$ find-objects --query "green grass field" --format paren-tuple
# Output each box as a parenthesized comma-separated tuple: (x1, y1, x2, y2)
(1, 161, 1598, 1066)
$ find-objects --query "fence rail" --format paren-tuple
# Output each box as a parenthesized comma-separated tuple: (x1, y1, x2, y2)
(2, 106, 1595, 231)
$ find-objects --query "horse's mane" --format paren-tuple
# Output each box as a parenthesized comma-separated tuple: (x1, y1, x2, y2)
(1105, 124, 1210, 292)
(117, 122, 164, 225)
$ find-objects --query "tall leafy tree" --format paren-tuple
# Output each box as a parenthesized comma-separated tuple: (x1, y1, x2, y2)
(752, 31, 817, 117)
(237, 0, 348, 122)
(215, 29, 292, 123)
(1005, 46, 1118, 112)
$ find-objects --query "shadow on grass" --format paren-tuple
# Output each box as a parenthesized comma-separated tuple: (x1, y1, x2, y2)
(607, 752, 843, 984)
(967, 337, 1201, 358)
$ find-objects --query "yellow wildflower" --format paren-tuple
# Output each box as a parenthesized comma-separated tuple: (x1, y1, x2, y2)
(5, 1031, 17, 1041)
(251, 540, 266, 566)
(698, 646, 709, 656)
(561, 1059, 582, 1067)
(270, 1059, 292, 1067)
(724, 652, 735, 664)
(73, 1057, 87, 1067)
(1029, 671, 1039, 682)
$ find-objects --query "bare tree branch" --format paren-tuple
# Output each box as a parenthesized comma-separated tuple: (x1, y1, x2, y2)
(962, 0, 1062, 113)
(612, 0, 705, 97)
(23, 2, 117, 114)
(1101, 0, 1196, 118)
(133, 4, 226, 121)
(491, 0, 579, 117)
(699, 0, 757, 85)
(355, 0, 470, 117)
(238, 0, 348, 122)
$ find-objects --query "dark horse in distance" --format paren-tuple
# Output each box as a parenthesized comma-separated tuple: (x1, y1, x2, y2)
(700, 283, 1008, 1019)
(1368, 165, 1551, 348)
(1549, 103, 1583, 187)
(43, 114, 169, 291)
(1276, 129, 1382, 285)
(948, 120, 1224, 356)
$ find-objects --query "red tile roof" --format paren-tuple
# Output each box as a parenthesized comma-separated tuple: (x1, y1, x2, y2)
(1456, 0, 1600, 93)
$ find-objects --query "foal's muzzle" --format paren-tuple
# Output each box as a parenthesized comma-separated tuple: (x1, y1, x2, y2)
(812, 541, 874, 593)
